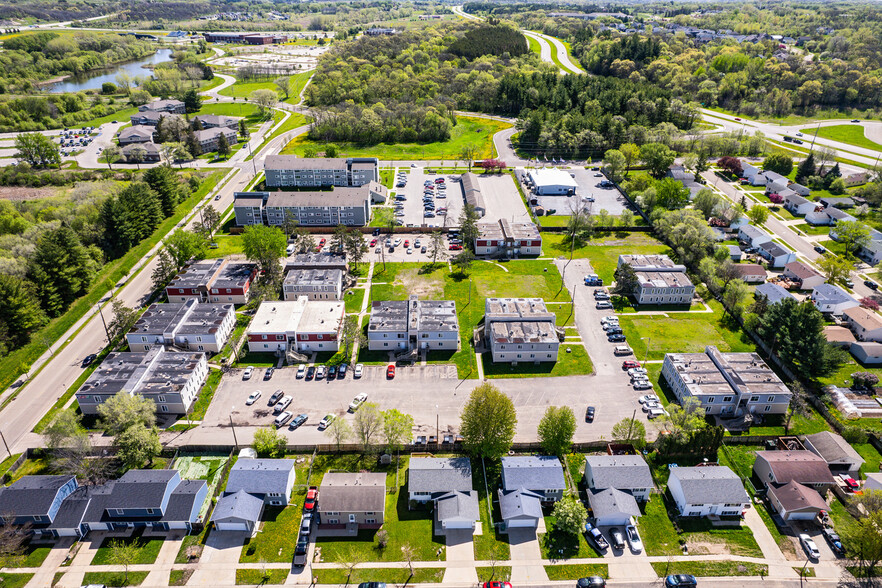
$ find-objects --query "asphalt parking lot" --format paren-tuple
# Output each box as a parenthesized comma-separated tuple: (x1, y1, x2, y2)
(476, 173, 531, 223)
(571, 167, 632, 216)
(393, 166, 462, 228)
(362, 232, 456, 263)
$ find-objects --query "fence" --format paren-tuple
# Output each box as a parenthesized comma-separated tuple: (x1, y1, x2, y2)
(168, 441, 616, 454)
(0, 452, 27, 485)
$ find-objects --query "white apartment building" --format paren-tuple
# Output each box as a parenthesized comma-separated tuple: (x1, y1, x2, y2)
(126, 299, 235, 353)
(617, 254, 695, 305)
(483, 298, 560, 364)
(367, 296, 459, 352)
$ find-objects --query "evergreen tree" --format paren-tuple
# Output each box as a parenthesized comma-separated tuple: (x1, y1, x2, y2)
(185, 130, 201, 157)
(191, 118, 204, 131)
(101, 183, 163, 258)
(28, 226, 96, 317)
(143, 166, 182, 217)
(181, 88, 201, 113)
(216, 132, 230, 159)
(795, 153, 815, 184)
(0, 275, 46, 346)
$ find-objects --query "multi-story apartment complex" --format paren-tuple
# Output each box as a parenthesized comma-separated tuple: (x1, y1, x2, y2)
(193, 114, 241, 129)
(474, 219, 542, 258)
(126, 300, 236, 353)
(246, 298, 345, 354)
(165, 259, 257, 305)
(263, 156, 379, 188)
(283, 252, 348, 273)
(194, 127, 237, 152)
(617, 254, 695, 305)
(283, 269, 344, 301)
(661, 345, 792, 417)
(233, 189, 372, 227)
(76, 349, 208, 415)
(367, 296, 459, 352)
(483, 298, 560, 364)
(139, 99, 186, 114)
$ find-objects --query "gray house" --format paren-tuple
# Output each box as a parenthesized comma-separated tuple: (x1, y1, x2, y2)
(588, 487, 641, 527)
(584, 455, 653, 501)
(803, 431, 866, 476)
(498, 488, 543, 531)
(211, 459, 296, 533)
(212, 490, 265, 533)
(666, 466, 749, 517)
(0, 475, 77, 526)
(407, 457, 477, 535)
(501, 456, 566, 503)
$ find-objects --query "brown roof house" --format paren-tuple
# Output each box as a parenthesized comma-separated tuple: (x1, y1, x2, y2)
(803, 431, 865, 476)
(824, 326, 857, 347)
(316, 472, 386, 535)
(732, 263, 767, 284)
(767, 480, 829, 521)
(753, 450, 836, 494)
(782, 261, 825, 290)
(843, 307, 882, 342)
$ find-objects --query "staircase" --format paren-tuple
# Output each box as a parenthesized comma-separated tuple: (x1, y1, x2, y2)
(394, 347, 418, 362)
(285, 349, 309, 364)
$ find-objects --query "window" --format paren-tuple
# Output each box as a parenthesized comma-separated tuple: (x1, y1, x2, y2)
(707, 397, 714, 403)
(764, 405, 771, 412)
(146, 509, 154, 515)
(688, 511, 702, 516)
(141, 336, 147, 342)
(705, 407, 712, 413)
(115, 509, 125, 515)
(750, 396, 760, 402)
(723, 396, 733, 402)
(328, 518, 339, 524)
(366, 518, 376, 524)
(767, 396, 775, 402)
(158, 396, 166, 403)
(365, 511, 375, 516)
(33, 515, 43, 522)
(161, 406, 168, 412)
(325, 511, 339, 516)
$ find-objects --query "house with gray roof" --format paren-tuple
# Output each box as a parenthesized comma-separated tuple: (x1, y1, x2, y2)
(803, 431, 865, 475)
(588, 487, 641, 527)
(755, 282, 795, 306)
(408, 458, 477, 535)
(212, 490, 265, 533)
(783, 192, 816, 216)
(211, 459, 296, 533)
(498, 488, 543, 531)
(584, 455, 653, 501)
(811, 283, 859, 315)
(757, 240, 797, 267)
(738, 224, 773, 247)
(0, 475, 77, 527)
(501, 456, 566, 503)
(317, 472, 386, 533)
(434, 491, 479, 535)
(118, 125, 154, 145)
(666, 466, 749, 517)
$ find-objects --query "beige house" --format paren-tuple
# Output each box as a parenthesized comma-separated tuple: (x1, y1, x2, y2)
(843, 306, 882, 342)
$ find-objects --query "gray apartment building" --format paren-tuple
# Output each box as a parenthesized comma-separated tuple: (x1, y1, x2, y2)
(283, 252, 348, 273)
(263, 156, 379, 188)
(75, 348, 208, 416)
(617, 254, 695, 305)
(661, 345, 792, 417)
(483, 298, 560, 364)
(283, 268, 344, 301)
(233, 189, 371, 227)
(367, 296, 459, 352)
(126, 299, 236, 353)
(194, 127, 237, 152)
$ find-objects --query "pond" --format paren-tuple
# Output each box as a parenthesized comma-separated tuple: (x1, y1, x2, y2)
(48, 48, 173, 93)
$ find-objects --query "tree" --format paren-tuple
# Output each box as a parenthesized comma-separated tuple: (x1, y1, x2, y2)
(612, 263, 639, 298)
(717, 156, 743, 177)
(337, 545, 366, 582)
(252, 426, 286, 457)
(602, 149, 626, 182)
(611, 417, 646, 449)
(239, 119, 249, 139)
(459, 144, 478, 171)
(451, 249, 475, 275)
(693, 189, 721, 220)
(0, 274, 46, 347)
(660, 397, 706, 440)
(274, 76, 291, 99)
(14, 132, 60, 168)
(746, 204, 769, 225)
(181, 88, 201, 113)
(127, 145, 147, 169)
(116, 423, 162, 469)
(106, 300, 139, 344)
(152, 229, 207, 289)
(619, 142, 640, 176)
(722, 279, 750, 316)
(460, 382, 517, 458)
(829, 177, 847, 195)
(331, 224, 348, 253)
(109, 538, 144, 585)
(620, 209, 635, 227)
(835, 220, 871, 257)
(839, 489, 882, 582)
(458, 204, 480, 252)
(656, 177, 689, 210)
(565, 209, 595, 246)
(428, 231, 445, 265)
(197, 207, 222, 238)
(216, 132, 231, 159)
(353, 402, 384, 452)
(552, 495, 588, 536)
(99, 145, 121, 170)
(340, 314, 363, 358)
(818, 255, 853, 284)
(795, 153, 815, 184)
(639, 143, 676, 179)
(401, 544, 416, 578)
(293, 228, 315, 254)
(815, 146, 836, 174)
(0, 515, 31, 568)
(242, 224, 286, 287)
(653, 209, 716, 267)
(116, 72, 133, 95)
(28, 226, 96, 317)
(97, 393, 156, 435)
(762, 152, 793, 176)
(325, 417, 351, 451)
(344, 228, 368, 269)
(382, 409, 414, 453)
(537, 406, 576, 456)
(45, 409, 86, 452)
(325, 144, 338, 158)
(249, 89, 278, 119)
(186, 130, 202, 157)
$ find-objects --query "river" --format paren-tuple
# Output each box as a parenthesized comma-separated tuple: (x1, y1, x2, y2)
(47, 48, 173, 93)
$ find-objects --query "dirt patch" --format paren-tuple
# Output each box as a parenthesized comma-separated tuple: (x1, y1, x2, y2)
(394, 268, 443, 299)
(0, 186, 59, 201)
(779, 535, 801, 561)
(685, 541, 732, 555)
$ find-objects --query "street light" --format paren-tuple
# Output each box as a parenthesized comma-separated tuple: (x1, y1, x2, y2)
(640, 336, 651, 365)
(230, 407, 239, 451)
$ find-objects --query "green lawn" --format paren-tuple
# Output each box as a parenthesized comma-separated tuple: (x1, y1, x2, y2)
(6, 545, 51, 568)
(0, 453, 21, 478)
(175, 526, 212, 565)
(235, 569, 288, 585)
(240, 505, 302, 563)
(481, 344, 593, 378)
(855, 443, 882, 477)
(675, 516, 763, 558)
(78, 106, 139, 128)
(618, 300, 753, 361)
(717, 444, 762, 481)
(233, 351, 279, 368)
(477, 567, 511, 582)
(169, 569, 191, 586)
(380, 169, 395, 189)
(639, 497, 683, 557)
(82, 571, 149, 587)
(6, 458, 49, 483)
(539, 518, 600, 559)
(814, 124, 882, 152)
(651, 561, 768, 578)
(245, 111, 312, 162)
(473, 458, 511, 562)
(197, 102, 265, 126)
(544, 564, 608, 581)
(313, 568, 445, 584)
(526, 34, 541, 56)
(542, 232, 670, 284)
(280, 116, 511, 160)
(566, 454, 585, 487)
(219, 71, 312, 105)
(205, 234, 244, 258)
(0, 574, 34, 588)
(537, 215, 571, 227)
(344, 288, 366, 314)
(91, 533, 164, 566)
(792, 222, 831, 236)
(187, 369, 222, 422)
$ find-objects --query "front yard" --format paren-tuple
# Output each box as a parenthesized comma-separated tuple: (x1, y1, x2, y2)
(90, 532, 164, 566)
(651, 561, 768, 578)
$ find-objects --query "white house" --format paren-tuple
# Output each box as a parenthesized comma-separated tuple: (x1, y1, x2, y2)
(738, 224, 773, 247)
(783, 193, 816, 216)
(865, 473, 882, 492)
(843, 306, 882, 342)
(584, 455, 653, 502)
(851, 341, 882, 364)
(803, 431, 866, 476)
(757, 241, 798, 267)
(667, 466, 750, 517)
(811, 283, 860, 315)
(740, 161, 760, 183)
(858, 240, 882, 266)
(782, 261, 825, 290)
(755, 282, 796, 306)
(733, 263, 766, 284)
(588, 488, 641, 527)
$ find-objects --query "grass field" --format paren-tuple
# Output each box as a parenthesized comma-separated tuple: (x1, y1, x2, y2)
(542, 232, 670, 284)
(280, 116, 510, 160)
(244, 111, 312, 162)
(91, 533, 164, 566)
(81, 571, 149, 587)
(651, 561, 768, 578)
(814, 124, 882, 152)
(313, 568, 445, 584)
(477, 567, 511, 582)
(218, 71, 312, 105)
(0, 574, 34, 588)
(235, 569, 289, 585)
(539, 517, 600, 559)
(544, 564, 608, 580)
(344, 288, 366, 313)
(473, 458, 512, 562)
(526, 34, 542, 56)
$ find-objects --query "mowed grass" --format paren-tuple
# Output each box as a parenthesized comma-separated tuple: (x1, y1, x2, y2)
(651, 561, 768, 578)
(313, 568, 445, 584)
(280, 116, 511, 160)
(344, 288, 366, 314)
(539, 517, 600, 559)
(542, 232, 670, 284)
(235, 569, 288, 585)
(472, 458, 511, 562)
(814, 124, 882, 152)
(477, 567, 511, 582)
(219, 71, 312, 105)
(82, 571, 149, 587)
(0, 574, 34, 588)
(91, 534, 164, 566)
(544, 564, 608, 580)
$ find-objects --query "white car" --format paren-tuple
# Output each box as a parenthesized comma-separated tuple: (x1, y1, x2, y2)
(394, 238, 402, 246)
(414, 239, 421, 247)
(246, 390, 262, 405)
(315, 366, 326, 379)
(354, 363, 364, 378)
(638, 394, 660, 404)
(407, 247, 413, 254)
(349, 393, 368, 412)
(627, 368, 648, 377)
(800, 534, 820, 559)
(647, 407, 668, 418)
(296, 364, 306, 379)
(286, 244, 295, 255)
(318, 414, 336, 429)
(625, 521, 643, 552)
(242, 366, 254, 380)
(642, 402, 662, 412)
(276, 395, 293, 412)
(634, 381, 654, 391)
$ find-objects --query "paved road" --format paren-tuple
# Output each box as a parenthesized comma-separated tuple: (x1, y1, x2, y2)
(528, 30, 585, 74)
(523, 31, 561, 73)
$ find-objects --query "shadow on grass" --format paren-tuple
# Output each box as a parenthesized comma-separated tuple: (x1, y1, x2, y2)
(541, 528, 582, 559)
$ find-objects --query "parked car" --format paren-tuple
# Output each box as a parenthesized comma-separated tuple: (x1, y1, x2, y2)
(305, 366, 315, 381)
(318, 414, 335, 430)
(482, 583, 512, 588)
(327, 365, 337, 380)
(664, 575, 697, 587)
(349, 393, 368, 412)
(608, 333, 626, 342)
(585, 406, 595, 422)
(246, 390, 262, 405)
(386, 364, 396, 379)
(614, 346, 633, 356)
(609, 528, 625, 550)
(823, 528, 844, 556)
(605, 327, 623, 336)
(354, 363, 364, 378)
(81, 353, 98, 367)
(274, 411, 293, 428)
(584, 522, 609, 551)
(268, 390, 284, 406)
(596, 301, 613, 310)
(628, 367, 648, 377)
(274, 395, 293, 414)
(866, 280, 879, 291)
(296, 364, 306, 379)
(449, 244, 463, 250)
(841, 475, 859, 491)
(647, 406, 667, 417)
(263, 367, 274, 380)
(638, 394, 660, 404)
(814, 245, 827, 254)
(358, 583, 388, 588)
(635, 381, 654, 391)
(625, 521, 643, 552)
(315, 365, 326, 380)
(294, 538, 309, 567)
(622, 360, 641, 369)
(576, 578, 605, 588)
(304, 486, 319, 512)
(800, 534, 820, 559)
(242, 366, 254, 380)
(288, 413, 308, 430)
(338, 364, 347, 379)
(300, 513, 312, 535)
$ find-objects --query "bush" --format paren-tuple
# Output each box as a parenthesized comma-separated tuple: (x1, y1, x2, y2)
(841, 425, 868, 444)
(102, 82, 117, 95)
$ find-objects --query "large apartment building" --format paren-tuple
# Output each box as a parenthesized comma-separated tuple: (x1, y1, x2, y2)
(367, 296, 459, 352)
(283, 269, 344, 301)
(475, 220, 542, 258)
(661, 345, 792, 417)
(263, 156, 379, 188)
(233, 189, 372, 227)
(126, 299, 236, 353)
(483, 298, 560, 364)
(76, 349, 208, 415)
(165, 259, 258, 305)
(246, 298, 345, 354)
(617, 254, 695, 306)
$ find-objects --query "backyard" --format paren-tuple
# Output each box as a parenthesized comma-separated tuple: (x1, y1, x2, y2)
(541, 232, 670, 284)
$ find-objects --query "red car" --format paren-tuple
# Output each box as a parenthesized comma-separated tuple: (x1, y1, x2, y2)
(404, 240, 410, 248)
(841, 475, 859, 491)
(319, 238, 326, 246)
(435, 178, 445, 183)
(370, 238, 377, 246)
(483, 583, 512, 588)
(449, 244, 463, 251)
(734, 117, 741, 121)
(304, 486, 319, 512)
(622, 360, 641, 369)
(386, 364, 395, 379)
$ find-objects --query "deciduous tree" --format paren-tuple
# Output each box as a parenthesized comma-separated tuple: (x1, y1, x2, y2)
(252, 426, 286, 457)
(325, 417, 351, 451)
(353, 402, 384, 452)
(747, 204, 769, 225)
(116, 423, 162, 469)
(100, 145, 121, 170)
(552, 495, 588, 536)
(382, 409, 414, 453)
(97, 393, 156, 435)
(611, 417, 646, 448)
(242, 224, 286, 287)
(639, 142, 675, 179)
(835, 220, 871, 257)
(249, 89, 278, 119)
(460, 382, 517, 458)
(762, 152, 793, 176)
(537, 406, 576, 456)
(15, 132, 60, 168)
(109, 538, 144, 584)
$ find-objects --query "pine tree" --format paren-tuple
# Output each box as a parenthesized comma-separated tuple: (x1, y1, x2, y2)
(795, 153, 815, 184)
(216, 132, 230, 159)
(143, 166, 182, 217)
(186, 130, 202, 157)
(28, 227, 96, 317)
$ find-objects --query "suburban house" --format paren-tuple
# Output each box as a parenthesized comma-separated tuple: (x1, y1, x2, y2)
(858, 240, 882, 265)
(666, 165, 703, 199)
(748, 170, 786, 188)
(407, 458, 478, 535)
(808, 206, 855, 227)
(193, 114, 241, 129)
(803, 431, 866, 476)
(474, 220, 542, 258)
(753, 450, 836, 493)
(118, 126, 154, 144)
(767, 481, 829, 522)
(782, 261, 825, 290)
(617, 254, 695, 305)
(126, 299, 236, 353)
(483, 298, 560, 364)
(865, 473, 882, 492)
(122, 142, 161, 162)
(843, 306, 882, 342)
(527, 167, 578, 195)
(783, 193, 817, 216)
(824, 325, 857, 347)
(283, 269, 344, 301)
(233, 189, 372, 227)
(129, 111, 182, 127)
(738, 225, 773, 247)
(212, 459, 296, 533)
(0, 475, 78, 526)
(583, 455, 653, 502)
(755, 282, 795, 306)
(194, 127, 238, 152)
(740, 161, 760, 183)
(461, 173, 486, 217)
(727, 245, 743, 262)
(166, 259, 258, 305)
(317, 472, 386, 533)
(501, 456, 566, 504)
(811, 283, 859, 315)
(757, 240, 797, 267)
(666, 466, 749, 517)
(588, 488, 642, 527)
(733, 263, 766, 284)
(850, 341, 882, 364)
(367, 296, 459, 354)
(820, 197, 855, 209)
(140, 99, 185, 114)
(662, 346, 792, 417)
(75, 348, 208, 416)
(497, 488, 543, 532)
(263, 156, 379, 188)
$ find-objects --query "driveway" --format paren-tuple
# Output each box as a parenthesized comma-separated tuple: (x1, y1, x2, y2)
(443, 529, 478, 584)
(187, 530, 245, 586)
(507, 528, 548, 583)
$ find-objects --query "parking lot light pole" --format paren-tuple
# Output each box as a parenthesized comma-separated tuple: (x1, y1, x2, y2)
(641, 337, 651, 365)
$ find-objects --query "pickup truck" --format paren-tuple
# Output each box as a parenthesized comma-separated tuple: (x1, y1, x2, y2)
(293, 537, 309, 566)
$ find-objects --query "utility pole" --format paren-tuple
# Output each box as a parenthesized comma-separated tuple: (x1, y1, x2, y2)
(810, 122, 820, 151)
(0, 429, 10, 458)
(96, 303, 111, 344)
(229, 414, 239, 450)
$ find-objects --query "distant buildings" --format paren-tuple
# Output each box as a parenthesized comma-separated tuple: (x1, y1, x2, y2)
(140, 99, 185, 114)
(118, 126, 154, 145)
(617, 254, 695, 305)
(483, 298, 560, 364)
(368, 296, 459, 353)
(263, 156, 379, 188)
(203, 32, 288, 44)
(194, 127, 238, 152)
(475, 220, 542, 258)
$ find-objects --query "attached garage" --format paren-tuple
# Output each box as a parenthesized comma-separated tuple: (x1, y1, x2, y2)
(588, 488, 641, 528)
(768, 481, 829, 522)
(498, 488, 542, 532)
(211, 490, 264, 533)
(213, 521, 250, 532)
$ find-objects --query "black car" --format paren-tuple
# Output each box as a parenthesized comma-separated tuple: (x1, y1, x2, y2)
(338, 364, 347, 378)
(327, 365, 337, 380)
(288, 413, 309, 430)
(576, 578, 605, 588)
(268, 390, 284, 406)
(610, 528, 625, 550)
(605, 328, 623, 336)
(608, 334, 627, 342)
(81, 353, 98, 368)
(866, 280, 879, 290)
(264, 367, 275, 380)
(664, 575, 697, 587)
(814, 245, 827, 254)
(585, 406, 595, 422)
(357, 583, 387, 588)
(823, 527, 845, 556)
(305, 366, 316, 381)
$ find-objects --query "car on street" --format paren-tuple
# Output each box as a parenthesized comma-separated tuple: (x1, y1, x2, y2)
(482, 582, 512, 588)
(622, 360, 641, 369)
(585, 406, 595, 422)
(823, 528, 844, 555)
(609, 528, 625, 550)
(386, 364, 396, 379)
(608, 333, 626, 342)
(316, 366, 326, 380)
(82, 353, 98, 367)
(845, 278, 854, 288)
(288, 413, 308, 430)
(246, 390, 262, 405)
(304, 487, 319, 512)
(354, 363, 364, 378)
(584, 522, 609, 551)
(274, 411, 293, 427)
(358, 583, 388, 588)
(576, 577, 605, 588)
(318, 414, 335, 430)
(596, 301, 613, 310)
(866, 280, 879, 290)
(305, 366, 315, 381)
(664, 575, 697, 587)
(274, 395, 293, 414)
(625, 521, 643, 552)
(796, 132, 804, 137)
(263, 367, 274, 380)
(268, 390, 284, 406)
(349, 393, 368, 412)
(297, 364, 306, 378)
(814, 245, 826, 254)
(800, 533, 820, 559)
(852, 119, 861, 122)
(243, 366, 254, 380)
